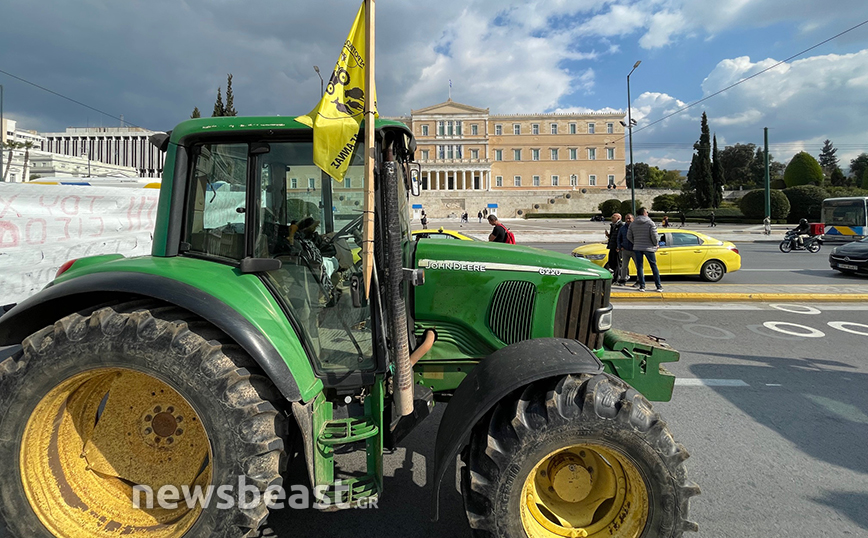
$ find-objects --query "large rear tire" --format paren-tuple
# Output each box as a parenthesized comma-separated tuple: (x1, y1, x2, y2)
(0, 303, 286, 538)
(807, 240, 821, 253)
(462, 373, 699, 538)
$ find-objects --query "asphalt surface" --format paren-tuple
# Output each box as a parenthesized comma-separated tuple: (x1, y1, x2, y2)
(266, 303, 868, 538)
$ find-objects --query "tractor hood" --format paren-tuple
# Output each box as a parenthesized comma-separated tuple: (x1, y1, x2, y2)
(412, 240, 613, 363)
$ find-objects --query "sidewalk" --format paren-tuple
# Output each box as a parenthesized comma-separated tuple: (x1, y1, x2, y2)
(610, 283, 868, 302)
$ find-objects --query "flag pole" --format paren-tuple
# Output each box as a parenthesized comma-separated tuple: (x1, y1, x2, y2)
(362, 0, 376, 298)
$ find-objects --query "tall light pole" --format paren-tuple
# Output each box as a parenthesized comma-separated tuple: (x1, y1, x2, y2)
(313, 65, 324, 98)
(627, 60, 641, 215)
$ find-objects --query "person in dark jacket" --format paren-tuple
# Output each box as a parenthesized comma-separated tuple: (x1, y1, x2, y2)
(615, 214, 634, 286)
(627, 208, 663, 292)
(604, 213, 622, 277)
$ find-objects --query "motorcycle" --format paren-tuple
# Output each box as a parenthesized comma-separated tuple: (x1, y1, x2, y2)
(779, 230, 821, 253)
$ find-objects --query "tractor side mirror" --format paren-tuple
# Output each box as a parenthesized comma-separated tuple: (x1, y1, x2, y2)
(410, 165, 422, 197)
(239, 257, 282, 274)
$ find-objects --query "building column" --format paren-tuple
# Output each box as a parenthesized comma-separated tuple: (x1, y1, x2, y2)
(434, 170, 439, 190)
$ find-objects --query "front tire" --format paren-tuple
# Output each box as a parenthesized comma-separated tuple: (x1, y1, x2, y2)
(779, 240, 793, 253)
(807, 241, 821, 253)
(0, 303, 286, 538)
(700, 260, 726, 282)
(462, 374, 699, 538)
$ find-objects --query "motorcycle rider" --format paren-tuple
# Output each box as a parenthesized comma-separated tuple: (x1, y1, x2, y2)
(792, 218, 810, 247)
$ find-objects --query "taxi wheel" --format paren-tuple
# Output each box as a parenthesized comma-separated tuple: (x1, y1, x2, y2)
(700, 260, 725, 282)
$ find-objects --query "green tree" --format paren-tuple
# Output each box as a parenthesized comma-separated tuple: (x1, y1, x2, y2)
(850, 153, 868, 185)
(818, 139, 838, 176)
(692, 112, 714, 207)
(717, 143, 757, 188)
(784, 151, 824, 187)
(212, 87, 225, 117)
(783, 185, 829, 222)
(191, 107, 201, 119)
(739, 189, 790, 220)
(625, 162, 650, 189)
(620, 199, 641, 216)
(224, 74, 237, 116)
(645, 168, 684, 189)
(652, 194, 679, 213)
(598, 198, 621, 217)
(830, 166, 846, 187)
(863, 168, 868, 190)
(711, 134, 724, 208)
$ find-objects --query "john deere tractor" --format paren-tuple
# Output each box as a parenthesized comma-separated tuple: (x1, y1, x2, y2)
(0, 117, 698, 537)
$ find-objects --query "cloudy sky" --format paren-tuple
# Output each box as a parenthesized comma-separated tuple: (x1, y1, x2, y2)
(2, 0, 868, 172)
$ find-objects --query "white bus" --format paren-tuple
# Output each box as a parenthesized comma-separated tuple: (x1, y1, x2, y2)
(821, 197, 868, 242)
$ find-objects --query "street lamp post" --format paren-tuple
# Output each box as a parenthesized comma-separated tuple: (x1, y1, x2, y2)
(626, 61, 641, 215)
(313, 65, 324, 98)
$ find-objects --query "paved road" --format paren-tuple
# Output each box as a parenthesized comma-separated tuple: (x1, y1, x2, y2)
(269, 303, 868, 538)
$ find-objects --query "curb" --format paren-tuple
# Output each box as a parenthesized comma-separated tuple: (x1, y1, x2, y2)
(611, 292, 868, 302)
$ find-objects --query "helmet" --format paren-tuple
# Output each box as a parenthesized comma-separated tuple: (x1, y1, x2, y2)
(800, 218, 808, 225)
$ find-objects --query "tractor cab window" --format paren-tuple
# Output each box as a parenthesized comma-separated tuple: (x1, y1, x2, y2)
(257, 141, 376, 375)
(185, 143, 249, 260)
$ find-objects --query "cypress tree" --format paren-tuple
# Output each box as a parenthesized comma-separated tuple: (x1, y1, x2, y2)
(224, 74, 237, 116)
(191, 107, 201, 119)
(711, 134, 725, 208)
(693, 112, 713, 208)
(212, 87, 225, 117)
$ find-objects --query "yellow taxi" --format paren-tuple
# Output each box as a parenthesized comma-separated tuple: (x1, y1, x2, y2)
(572, 229, 741, 282)
(412, 227, 476, 241)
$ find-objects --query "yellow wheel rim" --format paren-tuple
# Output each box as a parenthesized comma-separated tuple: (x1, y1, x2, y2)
(520, 443, 649, 538)
(20, 368, 212, 538)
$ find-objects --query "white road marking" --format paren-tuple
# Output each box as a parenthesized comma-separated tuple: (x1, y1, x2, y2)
(766, 384, 782, 387)
(654, 310, 699, 322)
(681, 324, 736, 339)
(617, 304, 763, 310)
(827, 321, 868, 336)
(762, 322, 826, 338)
(746, 324, 801, 340)
(675, 378, 749, 387)
(769, 304, 822, 315)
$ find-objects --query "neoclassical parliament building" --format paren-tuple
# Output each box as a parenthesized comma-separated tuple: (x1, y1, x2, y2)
(392, 100, 626, 194)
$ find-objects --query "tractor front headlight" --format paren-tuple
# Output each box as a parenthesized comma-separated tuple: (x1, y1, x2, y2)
(594, 305, 614, 332)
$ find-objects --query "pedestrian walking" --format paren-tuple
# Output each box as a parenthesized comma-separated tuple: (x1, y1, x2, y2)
(616, 213, 634, 286)
(679, 211, 686, 227)
(604, 213, 623, 278)
(487, 214, 515, 243)
(627, 208, 663, 292)
(420, 211, 428, 229)
(662, 215, 669, 228)
(709, 211, 716, 227)
(478, 211, 483, 223)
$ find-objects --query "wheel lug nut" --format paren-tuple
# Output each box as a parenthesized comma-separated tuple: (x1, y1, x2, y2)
(145, 415, 152, 422)
(144, 427, 152, 434)
(154, 406, 162, 413)
(175, 428, 183, 435)
(167, 406, 174, 413)
(167, 437, 174, 444)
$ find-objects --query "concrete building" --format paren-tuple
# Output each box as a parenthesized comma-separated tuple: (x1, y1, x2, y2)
(40, 126, 165, 178)
(392, 100, 626, 194)
(1, 119, 48, 182)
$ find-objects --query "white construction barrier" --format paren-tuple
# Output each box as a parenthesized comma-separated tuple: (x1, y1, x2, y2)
(0, 184, 159, 305)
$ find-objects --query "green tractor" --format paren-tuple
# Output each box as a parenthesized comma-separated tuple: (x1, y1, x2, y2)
(0, 117, 698, 538)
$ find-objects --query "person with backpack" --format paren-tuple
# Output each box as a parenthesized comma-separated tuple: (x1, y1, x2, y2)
(420, 211, 428, 229)
(487, 215, 515, 244)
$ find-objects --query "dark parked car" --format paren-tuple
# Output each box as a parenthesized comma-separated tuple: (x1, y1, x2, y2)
(829, 237, 868, 275)
(589, 214, 605, 221)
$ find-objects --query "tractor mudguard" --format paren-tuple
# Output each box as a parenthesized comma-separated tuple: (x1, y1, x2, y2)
(431, 337, 604, 519)
(0, 271, 302, 401)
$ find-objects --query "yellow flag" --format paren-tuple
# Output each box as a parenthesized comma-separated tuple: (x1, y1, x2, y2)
(296, 1, 377, 181)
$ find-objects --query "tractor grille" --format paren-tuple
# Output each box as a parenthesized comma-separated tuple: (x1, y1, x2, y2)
(489, 281, 536, 345)
(554, 279, 611, 349)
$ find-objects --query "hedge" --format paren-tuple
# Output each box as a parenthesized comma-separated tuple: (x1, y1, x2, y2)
(782, 185, 829, 223)
(598, 199, 621, 217)
(784, 151, 824, 187)
(738, 189, 791, 219)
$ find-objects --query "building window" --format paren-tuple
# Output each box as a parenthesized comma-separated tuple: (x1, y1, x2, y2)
(471, 124, 478, 135)
(570, 174, 578, 186)
(552, 175, 559, 186)
(588, 123, 595, 134)
(514, 175, 521, 186)
(308, 178, 316, 189)
(439, 146, 445, 159)
(344, 178, 351, 188)
(290, 178, 298, 189)
(456, 121, 462, 136)
(569, 123, 577, 134)
(608, 175, 616, 186)
(471, 149, 479, 159)
(607, 147, 615, 160)
(495, 124, 502, 135)
(496, 176, 503, 187)
(513, 149, 521, 161)
(422, 125, 429, 136)
(447, 145, 454, 159)
(589, 174, 597, 186)
(551, 149, 559, 161)
(588, 148, 596, 160)
(532, 149, 540, 161)
(532, 124, 539, 135)
(438, 121, 445, 136)
(421, 149, 429, 160)
(533, 175, 540, 186)
(607, 123, 614, 134)
(513, 124, 521, 135)
(551, 123, 558, 135)
(495, 150, 503, 161)
(569, 148, 577, 160)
